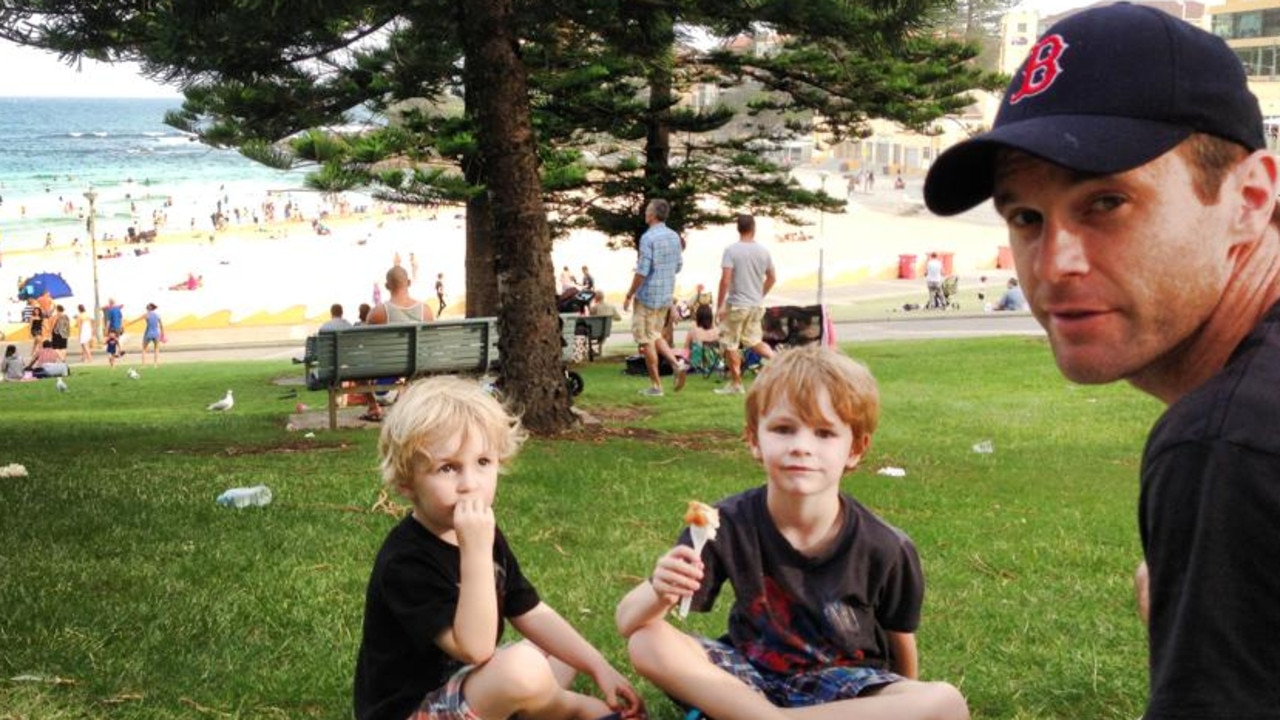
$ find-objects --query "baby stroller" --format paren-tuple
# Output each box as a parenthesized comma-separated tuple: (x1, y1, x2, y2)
(761, 305, 827, 350)
(557, 287, 595, 314)
(926, 276, 959, 310)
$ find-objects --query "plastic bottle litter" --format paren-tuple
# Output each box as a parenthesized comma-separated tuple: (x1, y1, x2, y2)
(972, 440, 995, 454)
(216, 485, 273, 508)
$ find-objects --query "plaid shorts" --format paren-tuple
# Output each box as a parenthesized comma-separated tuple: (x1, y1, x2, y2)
(407, 664, 482, 720)
(695, 636, 903, 708)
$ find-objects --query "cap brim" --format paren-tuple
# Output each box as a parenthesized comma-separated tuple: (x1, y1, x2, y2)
(923, 116, 1193, 216)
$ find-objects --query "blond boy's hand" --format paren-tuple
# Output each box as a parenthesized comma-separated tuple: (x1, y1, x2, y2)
(649, 545, 703, 606)
(592, 664, 646, 719)
(453, 497, 495, 553)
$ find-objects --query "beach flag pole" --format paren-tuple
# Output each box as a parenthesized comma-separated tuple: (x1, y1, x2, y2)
(84, 188, 103, 345)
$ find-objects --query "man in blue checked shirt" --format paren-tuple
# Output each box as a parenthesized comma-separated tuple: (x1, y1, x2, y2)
(624, 198, 687, 396)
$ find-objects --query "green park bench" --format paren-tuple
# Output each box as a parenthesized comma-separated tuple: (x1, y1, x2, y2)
(301, 315, 580, 429)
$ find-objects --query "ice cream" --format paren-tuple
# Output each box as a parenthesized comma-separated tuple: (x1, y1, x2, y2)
(679, 500, 720, 619)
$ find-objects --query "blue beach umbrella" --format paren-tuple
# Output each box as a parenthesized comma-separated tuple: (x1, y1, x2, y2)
(18, 272, 73, 300)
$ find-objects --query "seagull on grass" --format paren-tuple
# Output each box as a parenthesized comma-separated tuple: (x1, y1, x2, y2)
(55, 377, 68, 393)
(207, 390, 234, 411)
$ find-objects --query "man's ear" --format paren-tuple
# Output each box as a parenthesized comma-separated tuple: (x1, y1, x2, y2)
(1231, 150, 1279, 244)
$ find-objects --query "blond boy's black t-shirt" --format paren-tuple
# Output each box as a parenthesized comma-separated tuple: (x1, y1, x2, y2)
(353, 515, 539, 720)
(685, 486, 924, 673)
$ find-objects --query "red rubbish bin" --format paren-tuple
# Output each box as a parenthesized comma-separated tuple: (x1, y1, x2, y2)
(898, 254, 917, 279)
(996, 245, 1014, 269)
(939, 252, 955, 277)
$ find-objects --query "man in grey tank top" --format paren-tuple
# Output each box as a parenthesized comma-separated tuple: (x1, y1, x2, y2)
(715, 214, 776, 395)
(360, 266, 435, 421)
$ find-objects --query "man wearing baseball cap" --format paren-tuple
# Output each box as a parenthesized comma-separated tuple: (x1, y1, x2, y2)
(926, 3, 1280, 717)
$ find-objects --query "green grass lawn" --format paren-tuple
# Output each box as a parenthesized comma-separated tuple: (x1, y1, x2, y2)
(0, 338, 1163, 719)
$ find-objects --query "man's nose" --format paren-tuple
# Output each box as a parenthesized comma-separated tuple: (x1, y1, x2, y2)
(1037, 218, 1090, 281)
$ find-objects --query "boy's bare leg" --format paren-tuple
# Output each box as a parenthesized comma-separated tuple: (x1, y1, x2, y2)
(782, 681, 968, 720)
(631, 622, 967, 720)
(463, 642, 612, 720)
(628, 620, 788, 720)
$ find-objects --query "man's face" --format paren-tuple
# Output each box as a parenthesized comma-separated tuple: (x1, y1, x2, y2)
(992, 148, 1237, 386)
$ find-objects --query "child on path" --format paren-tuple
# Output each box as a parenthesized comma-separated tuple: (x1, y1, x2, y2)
(616, 345, 968, 720)
(105, 331, 124, 368)
(354, 376, 643, 720)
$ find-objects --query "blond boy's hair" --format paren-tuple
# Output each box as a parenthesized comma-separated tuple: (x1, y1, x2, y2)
(378, 376, 527, 488)
(745, 345, 880, 445)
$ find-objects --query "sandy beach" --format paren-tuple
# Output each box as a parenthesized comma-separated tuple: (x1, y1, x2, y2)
(0, 170, 1011, 345)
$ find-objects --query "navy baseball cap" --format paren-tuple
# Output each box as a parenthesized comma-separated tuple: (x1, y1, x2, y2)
(924, 2, 1265, 216)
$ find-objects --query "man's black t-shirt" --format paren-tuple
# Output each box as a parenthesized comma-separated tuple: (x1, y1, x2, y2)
(353, 515, 540, 720)
(1140, 301, 1280, 719)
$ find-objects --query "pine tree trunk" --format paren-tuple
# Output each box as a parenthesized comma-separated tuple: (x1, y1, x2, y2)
(457, 0, 575, 434)
(463, 162, 498, 319)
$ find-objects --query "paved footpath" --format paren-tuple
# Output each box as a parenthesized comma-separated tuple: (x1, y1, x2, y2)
(68, 310, 1043, 366)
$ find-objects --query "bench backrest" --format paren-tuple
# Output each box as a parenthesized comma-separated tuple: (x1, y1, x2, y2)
(309, 320, 492, 388)
(575, 315, 611, 341)
(307, 314, 577, 389)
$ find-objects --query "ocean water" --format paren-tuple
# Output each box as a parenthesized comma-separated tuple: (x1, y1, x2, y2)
(0, 96, 308, 248)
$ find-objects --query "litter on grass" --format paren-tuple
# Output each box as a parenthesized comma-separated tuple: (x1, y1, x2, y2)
(877, 466, 907, 478)
(0, 463, 29, 478)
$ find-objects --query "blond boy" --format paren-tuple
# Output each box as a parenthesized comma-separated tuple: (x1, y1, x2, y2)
(354, 377, 642, 720)
(616, 346, 967, 720)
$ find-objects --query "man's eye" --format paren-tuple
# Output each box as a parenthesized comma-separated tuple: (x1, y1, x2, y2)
(1089, 195, 1125, 213)
(1005, 209, 1042, 228)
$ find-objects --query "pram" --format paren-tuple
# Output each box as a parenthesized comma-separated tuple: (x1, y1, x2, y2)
(926, 275, 959, 310)
(732, 305, 830, 377)
(557, 288, 596, 314)
(761, 304, 828, 350)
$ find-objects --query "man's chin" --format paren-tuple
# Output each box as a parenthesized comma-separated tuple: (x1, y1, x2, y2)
(1050, 343, 1130, 386)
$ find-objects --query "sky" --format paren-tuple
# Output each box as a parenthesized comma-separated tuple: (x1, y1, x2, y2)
(0, 41, 179, 98)
(0, 2, 1222, 98)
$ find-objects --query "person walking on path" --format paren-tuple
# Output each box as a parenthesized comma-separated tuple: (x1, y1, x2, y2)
(434, 273, 447, 316)
(361, 266, 435, 422)
(924, 6, 1280, 718)
(76, 303, 94, 363)
(140, 303, 164, 367)
(103, 298, 125, 338)
(623, 198, 687, 396)
(715, 213, 776, 395)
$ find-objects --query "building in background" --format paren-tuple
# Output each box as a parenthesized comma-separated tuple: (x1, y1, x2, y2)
(1210, 0, 1280, 129)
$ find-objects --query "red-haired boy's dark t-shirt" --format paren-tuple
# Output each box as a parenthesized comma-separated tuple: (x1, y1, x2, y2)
(685, 486, 924, 673)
